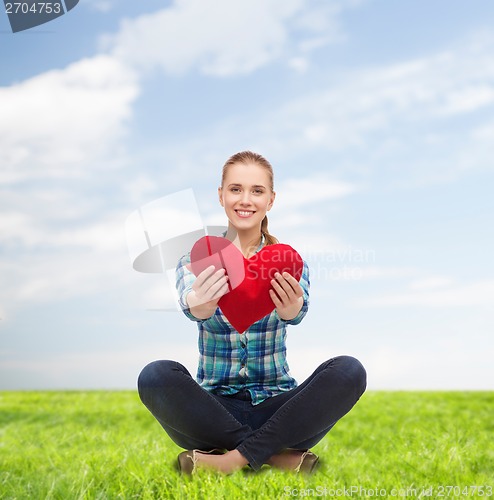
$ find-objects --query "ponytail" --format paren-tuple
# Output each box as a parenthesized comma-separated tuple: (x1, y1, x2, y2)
(261, 215, 278, 246)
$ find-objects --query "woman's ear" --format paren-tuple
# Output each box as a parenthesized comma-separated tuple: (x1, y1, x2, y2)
(218, 186, 224, 207)
(267, 191, 276, 211)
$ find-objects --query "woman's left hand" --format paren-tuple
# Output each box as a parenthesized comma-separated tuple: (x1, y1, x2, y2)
(269, 272, 304, 321)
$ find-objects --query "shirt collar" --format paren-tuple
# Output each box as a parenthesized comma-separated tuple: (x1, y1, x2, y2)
(221, 231, 265, 254)
(256, 233, 266, 253)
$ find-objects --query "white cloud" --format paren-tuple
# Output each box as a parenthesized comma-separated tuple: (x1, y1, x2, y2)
(275, 175, 357, 210)
(0, 207, 138, 311)
(0, 55, 138, 183)
(285, 341, 494, 390)
(363, 344, 494, 390)
(356, 266, 417, 280)
(83, 0, 115, 12)
(0, 194, 127, 251)
(108, 0, 300, 76)
(122, 175, 158, 204)
(5, 247, 127, 305)
(264, 174, 358, 249)
(0, 343, 199, 390)
(287, 57, 310, 74)
(151, 32, 494, 191)
(356, 279, 494, 308)
(106, 0, 352, 77)
(234, 33, 494, 184)
(409, 276, 454, 291)
(107, 35, 491, 183)
(472, 121, 494, 141)
(438, 85, 494, 115)
(0, 212, 41, 248)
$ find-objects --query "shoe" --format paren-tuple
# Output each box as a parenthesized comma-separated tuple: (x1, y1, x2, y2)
(295, 450, 319, 474)
(177, 448, 224, 475)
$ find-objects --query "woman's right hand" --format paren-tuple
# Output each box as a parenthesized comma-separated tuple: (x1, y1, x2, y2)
(186, 265, 229, 319)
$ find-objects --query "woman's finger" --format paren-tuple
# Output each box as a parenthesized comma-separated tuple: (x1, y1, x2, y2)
(272, 272, 302, 300)
(193, 266, 224, 292)
(279, 272, 303, 297)
(208, 274, 229, 300)
(270, 276, 290, 302)
(192, 265, 216, 289)
(269, 289, 283, 307)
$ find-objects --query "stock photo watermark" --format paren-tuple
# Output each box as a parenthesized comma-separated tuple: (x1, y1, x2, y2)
(283, 484, 493, 498)
(302, 246, 376, 282)
(3, 0, 78, 33)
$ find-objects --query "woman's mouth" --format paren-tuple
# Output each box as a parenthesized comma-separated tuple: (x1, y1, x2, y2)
(235, 210, 255, 218)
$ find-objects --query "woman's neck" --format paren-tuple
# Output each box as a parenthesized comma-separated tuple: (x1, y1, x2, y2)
(225, 225, 262, 258)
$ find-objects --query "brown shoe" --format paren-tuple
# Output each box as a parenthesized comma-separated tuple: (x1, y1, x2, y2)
(177, 449, 224, 475)
(295, 450, 319, 474)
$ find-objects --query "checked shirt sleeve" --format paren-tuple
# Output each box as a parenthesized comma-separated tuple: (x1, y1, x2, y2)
(175, 253, 202, 322)
(283, 259, 310, 326)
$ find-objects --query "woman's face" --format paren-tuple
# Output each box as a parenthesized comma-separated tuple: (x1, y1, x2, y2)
(218, 162, 275, 232)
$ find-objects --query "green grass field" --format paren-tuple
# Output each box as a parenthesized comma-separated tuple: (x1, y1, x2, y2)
(1, 391, 493, 499)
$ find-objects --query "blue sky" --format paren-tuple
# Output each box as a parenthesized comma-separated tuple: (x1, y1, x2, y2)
(1, 0, 493, 390)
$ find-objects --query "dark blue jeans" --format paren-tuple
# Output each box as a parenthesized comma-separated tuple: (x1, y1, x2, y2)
(138, 355, 366, 471)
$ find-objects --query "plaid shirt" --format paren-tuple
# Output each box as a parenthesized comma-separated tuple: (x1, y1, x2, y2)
(175, 236, 310, 405)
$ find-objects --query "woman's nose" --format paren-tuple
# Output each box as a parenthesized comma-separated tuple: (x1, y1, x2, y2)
(240, 192, 252, 205)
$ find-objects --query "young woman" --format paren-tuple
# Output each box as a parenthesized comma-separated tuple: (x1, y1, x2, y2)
(138, 151, 366, 474)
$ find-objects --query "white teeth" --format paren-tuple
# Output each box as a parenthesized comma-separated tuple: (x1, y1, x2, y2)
(237, 210, 253, 216)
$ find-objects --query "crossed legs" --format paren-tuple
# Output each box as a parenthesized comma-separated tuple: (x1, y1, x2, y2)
(138, 356, 366, 472)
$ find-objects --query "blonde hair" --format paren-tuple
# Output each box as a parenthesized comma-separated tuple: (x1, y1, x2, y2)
(221, 151, 279, 246)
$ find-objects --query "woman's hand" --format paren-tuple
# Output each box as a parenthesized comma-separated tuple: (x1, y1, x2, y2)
(269, 272, 304, 321)
(186, 265, 229, 319)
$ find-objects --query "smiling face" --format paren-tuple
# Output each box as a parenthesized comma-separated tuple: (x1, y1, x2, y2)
(218, 162, 275, 234)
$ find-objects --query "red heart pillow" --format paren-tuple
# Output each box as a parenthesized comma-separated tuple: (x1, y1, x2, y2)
(190, 236, 304, 333)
